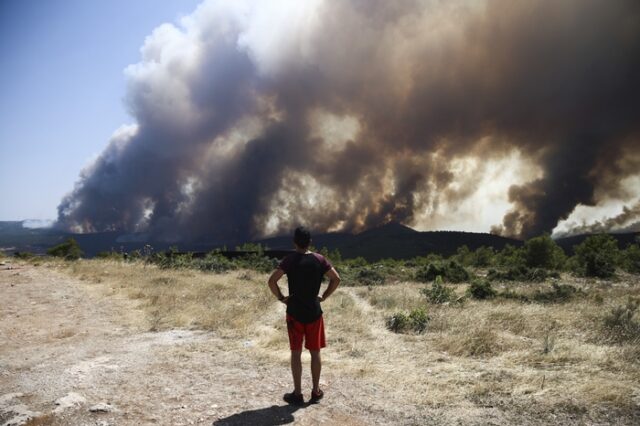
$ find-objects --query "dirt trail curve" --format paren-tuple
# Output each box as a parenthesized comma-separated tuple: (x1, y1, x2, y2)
(0, 262, 407, 426)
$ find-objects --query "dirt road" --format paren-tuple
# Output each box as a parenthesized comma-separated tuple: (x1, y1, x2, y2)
(0, 262, 413, 426)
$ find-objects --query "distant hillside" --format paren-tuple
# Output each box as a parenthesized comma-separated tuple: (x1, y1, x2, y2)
(3, 220, 636, 261)
(259, 222, 523, 261)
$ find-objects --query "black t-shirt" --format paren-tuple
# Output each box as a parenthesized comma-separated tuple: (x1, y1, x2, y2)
(278, 252, 332, 323)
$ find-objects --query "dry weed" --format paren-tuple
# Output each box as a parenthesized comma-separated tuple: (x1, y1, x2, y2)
(59, 260, 640, 422)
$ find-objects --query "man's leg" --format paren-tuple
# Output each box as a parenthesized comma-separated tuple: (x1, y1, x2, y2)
(290, 350, 302, 395)
(310, 350, 321, 393)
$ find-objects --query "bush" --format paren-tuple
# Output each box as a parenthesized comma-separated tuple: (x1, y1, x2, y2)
(415, 263, 444, 282)
(471, 246, 496, 267)
(96, 250, 124, 260)
(198, 252, 235, 273)
(621, 244, 640, 274)
(498, 283, 581, 304)
(47, 238, 83, 260)
(495, 244, 525, 268)
(602, 298, 640, 343)
(532, 283, 581, 303)
(233, 254, 278, 273)
(522, 234, 566, 269)
(386, 308, 430, 334)
(354, 267, 386, 286)
(415, 260, 470, 283)
(574, 234, 619, 278)
(14, 251, 36, 259)
(487, 265, 558, 282)
(467, 279, 496, 300)
(421, 276, 459, 304)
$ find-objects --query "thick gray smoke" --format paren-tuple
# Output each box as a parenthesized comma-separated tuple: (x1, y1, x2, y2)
(57, 0, 640, 241)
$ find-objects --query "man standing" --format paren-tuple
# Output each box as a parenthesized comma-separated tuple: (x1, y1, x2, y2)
(268, 226, 341, 405)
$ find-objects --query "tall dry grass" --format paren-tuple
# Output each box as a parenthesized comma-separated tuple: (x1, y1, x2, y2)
(61, 260, 640, 423)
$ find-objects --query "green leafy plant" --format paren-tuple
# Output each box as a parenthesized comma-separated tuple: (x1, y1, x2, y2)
(487, 265, 558, 282)
(47, 238, 83, 260)
(573, 234, 620, 278)
(355, 267, 386, 286)
(421, 275, 459, 304)
(523, 234, 566, 269)
(415, 260, 470, 283)
(621, 244, 640, 274)
(386, 308, 430, 334)
(467, 279, 496, 300)
(602, 298, 640, 343)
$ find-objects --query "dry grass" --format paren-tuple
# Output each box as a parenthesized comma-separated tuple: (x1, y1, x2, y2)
(60, 260, 640, 423)
(63, 259, 274, 335)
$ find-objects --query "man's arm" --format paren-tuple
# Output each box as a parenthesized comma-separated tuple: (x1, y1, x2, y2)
(268, 268, 288, 304)
(319, 267, 341, 302)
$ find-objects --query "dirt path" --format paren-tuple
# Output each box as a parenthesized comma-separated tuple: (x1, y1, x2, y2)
(0, 262, 412, 426)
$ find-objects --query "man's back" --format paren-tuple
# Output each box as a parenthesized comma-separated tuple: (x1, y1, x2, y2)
(279, 252, 332, 323)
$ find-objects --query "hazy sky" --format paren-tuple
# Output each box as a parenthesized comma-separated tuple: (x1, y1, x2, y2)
(0, 0, 201, 220)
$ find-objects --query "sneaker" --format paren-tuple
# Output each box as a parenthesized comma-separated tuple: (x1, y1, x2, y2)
(283, 391, 304, 406)
(309, 389, 324, 404)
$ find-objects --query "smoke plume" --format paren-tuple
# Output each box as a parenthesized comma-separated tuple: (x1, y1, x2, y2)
(57, 0, 640, 241)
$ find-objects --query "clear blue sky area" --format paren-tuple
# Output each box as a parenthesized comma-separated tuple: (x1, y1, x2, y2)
(0, 0, 202, 220)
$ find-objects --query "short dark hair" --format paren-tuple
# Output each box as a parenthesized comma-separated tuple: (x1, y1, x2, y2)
(293, 226, 311, 249)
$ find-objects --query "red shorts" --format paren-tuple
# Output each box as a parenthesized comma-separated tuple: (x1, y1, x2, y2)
(286, 314, 326, 351)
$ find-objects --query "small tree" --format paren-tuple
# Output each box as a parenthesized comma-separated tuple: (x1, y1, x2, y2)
(574, 234, 619, 278)
(471, 246, 495, 267)
(523, 234, 565, 269)
(621, 244, 640, 274)
(495, 244, 525, 267)
(47, 238, 83, 260)
(454, 245, 473, 266)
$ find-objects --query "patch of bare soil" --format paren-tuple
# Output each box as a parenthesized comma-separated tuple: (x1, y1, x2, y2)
(0, 262, 403, 425)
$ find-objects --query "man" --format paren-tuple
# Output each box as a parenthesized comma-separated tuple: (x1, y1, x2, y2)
(268, 226, 341, 406)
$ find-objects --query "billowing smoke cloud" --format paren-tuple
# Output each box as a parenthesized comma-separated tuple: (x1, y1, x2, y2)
(57, 0, 640, 241)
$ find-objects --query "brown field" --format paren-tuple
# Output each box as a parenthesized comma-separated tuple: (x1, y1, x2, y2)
(1, 258, 639, 425)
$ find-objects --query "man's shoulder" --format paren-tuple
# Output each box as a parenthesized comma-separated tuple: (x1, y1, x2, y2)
(309, 252, 332, 270)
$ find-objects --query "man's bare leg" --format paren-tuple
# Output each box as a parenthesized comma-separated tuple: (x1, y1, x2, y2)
(310, 350, 321, 392)
(291, 350, 302, 395)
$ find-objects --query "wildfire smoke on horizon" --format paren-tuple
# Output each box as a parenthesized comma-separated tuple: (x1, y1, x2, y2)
(57, 0, 640, 242)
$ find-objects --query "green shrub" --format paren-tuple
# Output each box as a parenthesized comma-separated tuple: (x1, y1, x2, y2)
(487, 265, 558, 282)
(621, 244, 640, 274)
(198, 252, 235, 273)
(471, 246, 496, 267)
(415, 263, 445, 283)
(47, 238, 83, 260)
(495, 244, 525, 268)
(454, 245, 473, 266)
(355, 267, 386, 286)
(342, 257, 368, 267)
(96, 250, 124, 260)
(602, 298, 640, 343)
(523, 234, 566, 269)
(415, 260, 470, 283)
(233, 254, 278, 273)
(574, 234, 619, 278)
(498, 283, 581, 303)
(14, 251, 36, 259)
(421, 276, 459, 304)
(467, 279, 496, 300)
(532, 283, 581, 303)
(386, 308, 430, 334)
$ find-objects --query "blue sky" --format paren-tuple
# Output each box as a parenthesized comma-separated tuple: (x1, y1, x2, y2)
(0, 0, 202, 220)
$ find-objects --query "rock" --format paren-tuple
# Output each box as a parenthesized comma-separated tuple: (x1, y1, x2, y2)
(89, 402, 116, 413)
(53, 392, 86, 413)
